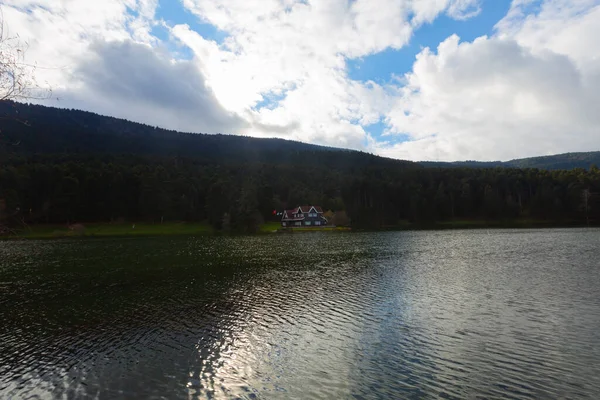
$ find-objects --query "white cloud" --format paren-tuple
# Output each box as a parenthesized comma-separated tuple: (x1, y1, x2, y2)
(377, 0, 600, 161)
(446, 0, 482, 20)
(2, 0, 247, 133)
(2, 0, 159, 89)
(56, 40, 246, 133)
(171, 0, 480, 148)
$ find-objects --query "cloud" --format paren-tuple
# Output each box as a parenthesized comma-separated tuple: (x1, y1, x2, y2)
(54, 40, 246, 134)
(377, 0, 600, 161)
(3, 0, 244, 133)
(2, 0, 158, 89)
(447, 0, 482, 20)
(171, 0, 484, 148)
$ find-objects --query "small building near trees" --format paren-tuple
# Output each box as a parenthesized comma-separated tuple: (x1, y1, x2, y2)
(281, 206, 328, 227)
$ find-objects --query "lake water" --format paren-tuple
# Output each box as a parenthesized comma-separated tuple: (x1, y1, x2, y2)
(1, 229, 599, 399)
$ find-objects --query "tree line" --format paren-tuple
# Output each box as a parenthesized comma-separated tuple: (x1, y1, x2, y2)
(1, 102, 599, 233)
(1, 154, 599, 232)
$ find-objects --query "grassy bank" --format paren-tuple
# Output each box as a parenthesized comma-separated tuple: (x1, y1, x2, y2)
(258, 222, 283, 233)
(258, 222, 351, 233)
(4, 221, 351, 239)
(7, 222, 214, 239)
(3, 218, 593, 240)
(278, 226, 352, 232)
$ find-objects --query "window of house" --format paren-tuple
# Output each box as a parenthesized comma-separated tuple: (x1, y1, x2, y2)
(315, 221, 320, 226)
(305, 221, 311, 226)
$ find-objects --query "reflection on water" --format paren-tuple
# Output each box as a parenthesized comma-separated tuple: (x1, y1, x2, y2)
(1, 229, 600, 399)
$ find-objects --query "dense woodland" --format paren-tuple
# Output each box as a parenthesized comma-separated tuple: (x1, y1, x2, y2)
(1, 102, 599, 232)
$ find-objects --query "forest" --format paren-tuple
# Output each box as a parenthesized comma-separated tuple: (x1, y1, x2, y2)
(1, 101, 599, 233)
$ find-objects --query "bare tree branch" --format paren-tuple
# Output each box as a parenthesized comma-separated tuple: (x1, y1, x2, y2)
(0, 7, 52, 102)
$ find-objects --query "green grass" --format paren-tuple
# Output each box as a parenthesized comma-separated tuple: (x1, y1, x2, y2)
(258, 222, 352, 233)
(258, 222, 282, 233)
(289, 226, 351, 232)
(275, 226, 351, 233)
(10, 222, 214, 239)
(5, 218, 587, 240)
(4, 221, 351, 240)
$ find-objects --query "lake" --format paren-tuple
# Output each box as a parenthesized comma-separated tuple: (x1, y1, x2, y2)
(1, 229, 599, 399)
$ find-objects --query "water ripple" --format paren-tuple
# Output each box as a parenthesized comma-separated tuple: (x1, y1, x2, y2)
(1, 229, 600, 399)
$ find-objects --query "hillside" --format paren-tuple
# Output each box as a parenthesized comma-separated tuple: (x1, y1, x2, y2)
(421, 152, 600, 170)
(506, 152, 600, 170)
(1, 101, 599, 231)
(2, 101, 597, 171)
(0, 101, 414, 171)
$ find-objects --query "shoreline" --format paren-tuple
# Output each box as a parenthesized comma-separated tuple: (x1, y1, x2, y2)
(1, 219, 597, 240)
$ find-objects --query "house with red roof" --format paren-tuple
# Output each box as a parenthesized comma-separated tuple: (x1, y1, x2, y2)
(281, 206, 328, 227)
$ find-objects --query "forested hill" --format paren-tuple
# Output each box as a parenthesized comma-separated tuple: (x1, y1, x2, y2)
(1, 101, 599, 232)
(422, 152, 600, 171)
(1, 101, 596, 170)
(0, 101, 414, 170)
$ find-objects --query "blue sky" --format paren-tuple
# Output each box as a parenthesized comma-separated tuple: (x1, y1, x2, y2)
(151, 0, 513, 83)
(347, 0, 513, 139)
(153, 0, 514, 141)
(153, 0, 228, 45)
(347, 0, 512, 84)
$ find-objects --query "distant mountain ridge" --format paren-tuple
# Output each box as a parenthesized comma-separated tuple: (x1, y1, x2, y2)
(421, 152, 600, 171)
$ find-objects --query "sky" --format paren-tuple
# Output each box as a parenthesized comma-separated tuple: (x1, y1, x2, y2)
(3, 0, 600, 161)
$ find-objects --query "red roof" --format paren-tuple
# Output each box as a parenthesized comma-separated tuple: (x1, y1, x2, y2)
(282, 209, 304, 221)
(282, 206, 324, 221)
